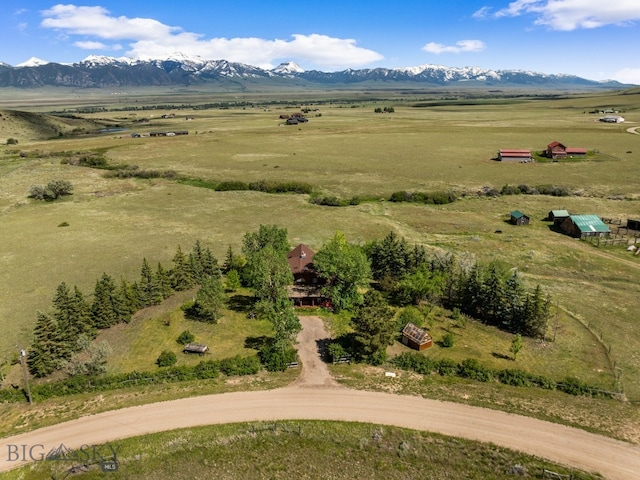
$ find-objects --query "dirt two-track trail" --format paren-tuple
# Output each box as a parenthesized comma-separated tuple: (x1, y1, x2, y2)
(2, 317, 639, 479)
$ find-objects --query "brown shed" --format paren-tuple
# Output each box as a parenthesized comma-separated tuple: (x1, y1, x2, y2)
(401, 323, 433, 351)
(510, 210, 530, 225)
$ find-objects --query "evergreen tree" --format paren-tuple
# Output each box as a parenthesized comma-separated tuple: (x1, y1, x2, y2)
(171, 245, 195, 290)
(138, 258, 162, 307)
(27, 312, 62, 377)
(155, 263, 174, 300)
(351, 290, 395, 364)
(222, 245, 235, 273)
(201, 247, 221, 279)
(504, 271, 526, 333)
(92, 273, 118, 329)
(117, 278, 138, 318)
(367, 231, 410, 282)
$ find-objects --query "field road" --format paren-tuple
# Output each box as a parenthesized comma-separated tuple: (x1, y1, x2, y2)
(2, 317, 640, 479)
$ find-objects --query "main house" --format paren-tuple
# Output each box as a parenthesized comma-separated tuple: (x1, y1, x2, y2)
(287, 244, 325, 306)
(545, 141, 587, 160)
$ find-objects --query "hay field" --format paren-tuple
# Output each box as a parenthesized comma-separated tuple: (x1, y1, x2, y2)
(1, 88, 640, 398)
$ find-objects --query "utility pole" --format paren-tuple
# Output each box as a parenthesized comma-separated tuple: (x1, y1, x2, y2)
(19, 348, 33, 405)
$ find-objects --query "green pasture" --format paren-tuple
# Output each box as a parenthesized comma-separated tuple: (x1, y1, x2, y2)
(1, 88, 640, 408)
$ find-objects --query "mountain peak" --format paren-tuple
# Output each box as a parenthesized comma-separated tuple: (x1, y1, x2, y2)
(272, 61, 305, 74)
(16, 57, 49, 67)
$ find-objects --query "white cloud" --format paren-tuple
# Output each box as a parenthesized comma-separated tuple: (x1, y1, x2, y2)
(485, 0, 640, 30)
(39, 4, 382, 69)
(422, 40, 486, 54)
(73, 41, 122, 51)
(612, 68, 640, 85)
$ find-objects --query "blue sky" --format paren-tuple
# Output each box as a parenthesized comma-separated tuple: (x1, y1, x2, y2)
(2, 1, 640, 83)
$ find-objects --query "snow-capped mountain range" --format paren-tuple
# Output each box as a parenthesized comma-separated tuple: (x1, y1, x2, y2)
(0, 53, 629, 89)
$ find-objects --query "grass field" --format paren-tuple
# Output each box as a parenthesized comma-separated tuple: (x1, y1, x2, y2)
(1, 421, 603, 480)
(1, 86, 639, 412)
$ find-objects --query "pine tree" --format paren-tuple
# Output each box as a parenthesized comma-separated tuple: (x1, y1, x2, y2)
(171, 245, 195, 290)
(92, 273, 117, 329)
(201, 247, 221, 279)
(351, 290, 395, 364)
(138, 258, 162, 307)
(504, 271, 526, 333)
(155, 263, 174, 299)
(27, 313, 62, 377)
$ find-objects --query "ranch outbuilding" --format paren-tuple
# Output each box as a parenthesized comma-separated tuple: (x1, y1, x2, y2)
(560, 215, 611, 239)
(498, 149, 532, 162)
(401, 323, 433, 351)
(510, 210, 530, 226)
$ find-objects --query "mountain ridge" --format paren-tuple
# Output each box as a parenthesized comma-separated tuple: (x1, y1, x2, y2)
(0, 54, 630, 89)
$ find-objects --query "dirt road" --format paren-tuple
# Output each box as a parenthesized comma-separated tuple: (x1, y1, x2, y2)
(2, 317, 640, 479)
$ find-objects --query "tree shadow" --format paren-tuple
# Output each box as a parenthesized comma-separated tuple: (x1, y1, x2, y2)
(315, 338, 332, 363)
(244, 335, 270, 350)
(491, 351, 513, 361)
(228, 294, 256, 313)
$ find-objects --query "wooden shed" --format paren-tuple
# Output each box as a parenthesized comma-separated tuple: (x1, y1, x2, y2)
(183, 343, 209, 355)
(548, 209, 570, 225)
(401, 323, 432, 351)
(627, 219, 640, 231)
(510, 210, 530, 226)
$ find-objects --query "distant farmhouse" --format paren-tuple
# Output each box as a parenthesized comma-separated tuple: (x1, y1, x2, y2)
(498, 149, 532, 162)
(149, 130, 189, 137)
(560, 215, 611, 239)
(599, 115, 625, 123)
(545, 141, 587, 160)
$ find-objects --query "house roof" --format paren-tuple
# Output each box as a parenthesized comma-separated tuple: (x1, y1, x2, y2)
(547, 141, 565, 149)
(499, 149, 531, 157)
(402, 323, 432, 345)
(510, 210, 528, 219)
(550, 209, 570, 217)
(569, 215, 611, 233)
(287, 244, 316, 274)
(565, 147, 587, 154)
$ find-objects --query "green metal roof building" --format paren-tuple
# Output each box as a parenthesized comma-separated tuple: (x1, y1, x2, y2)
(561, 215, 611, 238)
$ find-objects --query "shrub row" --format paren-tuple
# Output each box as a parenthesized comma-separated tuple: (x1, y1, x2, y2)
(389, 190, 457, 205)
(309, 195, 361, 207)
(498, 184, 571, 197)
(104, 167, 178, 179)
(0, 354, 260, 404)
(391, 352, 615, 398)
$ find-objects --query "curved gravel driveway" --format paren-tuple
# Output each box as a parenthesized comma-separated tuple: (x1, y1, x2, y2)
(2, 317, 639, 479)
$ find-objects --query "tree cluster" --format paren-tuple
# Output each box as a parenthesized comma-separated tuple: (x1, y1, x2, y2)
(365, 232, 551, 338)
(28, 241, 221, 378)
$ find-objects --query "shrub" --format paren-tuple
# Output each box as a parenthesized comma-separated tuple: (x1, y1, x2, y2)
(217, 355, 261, 376)
(28, 180, 73, 201)
(176, 330, 195, 345)
(458, 358, 493, 382)
(258, 343, 297, 372)
(441, 333, 455, 348)
(436, 358, 458, 376)
(6, 138, 18, 145)
(156, 350, 177, 367)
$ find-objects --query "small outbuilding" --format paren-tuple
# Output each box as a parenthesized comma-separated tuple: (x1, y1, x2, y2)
(599, 115, 625, 123)
(510, 210, 530, 226)
(183, 343, 209, 355)
(548, 209, 570, 225)
(627, 219, 640, 231)
(401, 323, 433, 351)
